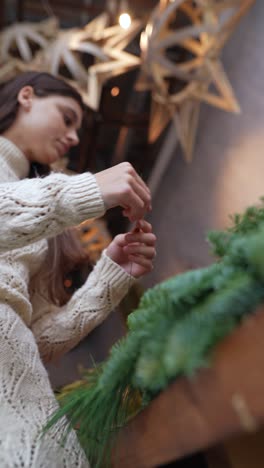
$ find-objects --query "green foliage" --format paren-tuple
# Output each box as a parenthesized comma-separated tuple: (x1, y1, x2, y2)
(163, 272, 264, 379)
(229, 199, 264, 234)
(208, 198, 264, 257)
(128, 263, 221, 333)
(45, 197, 264, 467)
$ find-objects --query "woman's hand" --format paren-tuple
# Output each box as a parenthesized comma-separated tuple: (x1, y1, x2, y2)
(106, 220, 156, 278)
(95, 162, 152, 222)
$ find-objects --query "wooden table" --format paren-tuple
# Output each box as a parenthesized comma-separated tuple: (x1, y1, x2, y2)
(112, 306, 264, 467)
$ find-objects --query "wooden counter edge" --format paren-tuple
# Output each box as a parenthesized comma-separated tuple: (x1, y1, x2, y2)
(112, 305, 264, 467)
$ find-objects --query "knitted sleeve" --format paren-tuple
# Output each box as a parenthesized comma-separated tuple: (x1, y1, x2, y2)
(30, 252, 135, 363)
(0, 171, 105, 252)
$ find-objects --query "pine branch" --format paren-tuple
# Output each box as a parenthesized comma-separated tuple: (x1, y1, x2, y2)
(208, 198, 264, 258)
(163, 272, 264, 379)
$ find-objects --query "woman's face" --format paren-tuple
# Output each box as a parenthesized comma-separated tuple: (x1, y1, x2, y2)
(15, 87, 83, 165)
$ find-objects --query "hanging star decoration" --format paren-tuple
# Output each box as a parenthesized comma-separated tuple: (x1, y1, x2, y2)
(0, 16, 58, 64)
(29, 13, 112, 89)
(30, 12, 142, 108)
(0, 1, 254, 160)
(137, 0, 255, 162)
(0, 17, 59, 83)
(0, 11, 143, 110)
(67, 12, 143, 110)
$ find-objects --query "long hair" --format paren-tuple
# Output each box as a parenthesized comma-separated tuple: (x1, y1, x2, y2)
(43, 228, 93, 306)
(0, 71, 85, 134)
(0, 72, 92, 305)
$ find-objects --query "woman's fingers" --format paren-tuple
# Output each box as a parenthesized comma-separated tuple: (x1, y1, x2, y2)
(95, 162, 152, 221)
(128, 254, 154, 271)
(124, 244, 155, 259)
(125, 232, 156, 246)
(131, 180, 151, 212)
(132, 175, 152, 206)
(136, 219, 152, 233)
(109, 223, 156, 249)
(120, 192, 150, 221)
(124, 224, 157, 275)
(119, 165, 152, 221)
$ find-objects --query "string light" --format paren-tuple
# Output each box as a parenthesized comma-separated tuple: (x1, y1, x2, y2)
(111, 86, 120, 97)
(119, 13, 132, 29)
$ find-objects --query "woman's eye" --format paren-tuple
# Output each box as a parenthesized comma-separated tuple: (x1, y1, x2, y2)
(63, 114, 72, 126)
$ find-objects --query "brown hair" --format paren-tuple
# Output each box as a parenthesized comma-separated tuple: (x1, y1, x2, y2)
(43, 228, 93, 306)
(0, 71, 85, 134)
(0, 72, 91, 305)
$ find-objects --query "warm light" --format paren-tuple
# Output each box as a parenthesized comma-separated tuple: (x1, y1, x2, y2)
(111, 86, 120, 97)
(64, 278, 72, 288)
(140, 31, 147, 51)
(119, 13, 132, 29)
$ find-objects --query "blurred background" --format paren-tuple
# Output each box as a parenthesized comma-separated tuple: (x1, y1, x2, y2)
(0, 0, 262, 383)
(1, 4, 264, 466)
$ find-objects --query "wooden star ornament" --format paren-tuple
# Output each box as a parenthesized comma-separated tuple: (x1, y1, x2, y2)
(138, 0, 255, 161)
(0, 17, 58, 63)
(30, 12, 143, 110)
(72, 14, 143, 110)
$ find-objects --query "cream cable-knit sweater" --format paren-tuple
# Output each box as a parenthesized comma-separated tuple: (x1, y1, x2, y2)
(0, 136, 134, 467)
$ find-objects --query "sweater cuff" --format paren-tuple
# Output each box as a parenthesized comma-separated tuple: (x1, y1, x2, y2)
(95, 250, 136, 292)
(61, 172, 105, 224)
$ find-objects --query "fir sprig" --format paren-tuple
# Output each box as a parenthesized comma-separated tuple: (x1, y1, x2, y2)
(163, 272, 264, 379)
(208, 198, 264, 257)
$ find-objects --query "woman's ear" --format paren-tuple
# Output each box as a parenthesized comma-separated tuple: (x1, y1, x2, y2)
(17, 86, 34, 111)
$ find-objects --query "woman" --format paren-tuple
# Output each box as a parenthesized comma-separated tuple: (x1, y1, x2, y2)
(0, 71, 156, 467)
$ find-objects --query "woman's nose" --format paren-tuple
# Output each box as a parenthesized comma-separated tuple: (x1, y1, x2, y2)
(67, 129, 79, 146)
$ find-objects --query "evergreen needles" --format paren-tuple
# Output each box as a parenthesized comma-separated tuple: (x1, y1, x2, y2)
(45, 198, 264, 467)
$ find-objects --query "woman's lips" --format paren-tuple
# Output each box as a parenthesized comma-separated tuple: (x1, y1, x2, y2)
(56, 141, 69, 157)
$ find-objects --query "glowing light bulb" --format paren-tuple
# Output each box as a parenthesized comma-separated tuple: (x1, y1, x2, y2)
(119, 13, 132, 30)
(111, 86, 120, 97)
